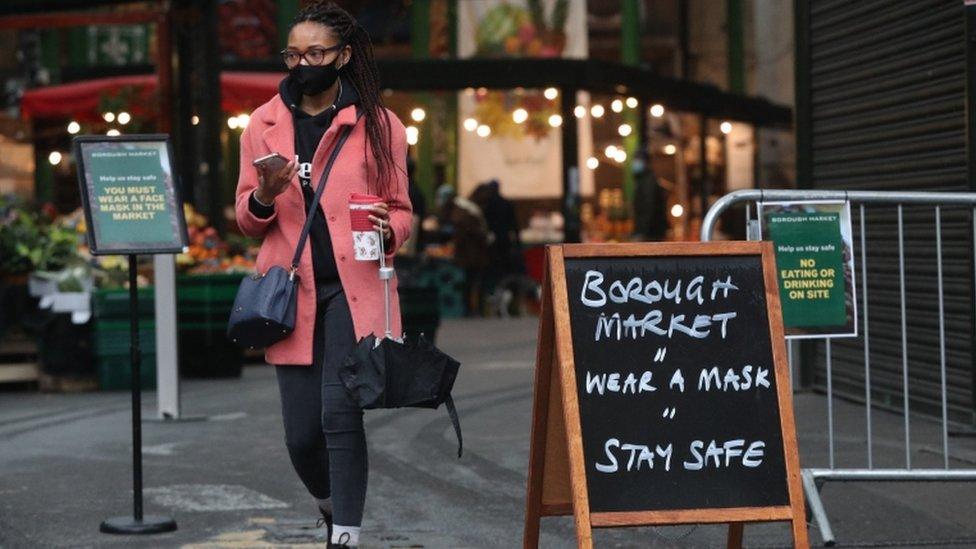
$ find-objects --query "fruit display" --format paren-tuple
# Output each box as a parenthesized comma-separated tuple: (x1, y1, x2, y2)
(177, 204, 256, 275)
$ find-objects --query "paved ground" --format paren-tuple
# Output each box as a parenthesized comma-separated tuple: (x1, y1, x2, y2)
(1, 317, 976, 548)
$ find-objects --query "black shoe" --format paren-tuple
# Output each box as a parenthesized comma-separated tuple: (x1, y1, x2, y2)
(316, 507, 333, 546)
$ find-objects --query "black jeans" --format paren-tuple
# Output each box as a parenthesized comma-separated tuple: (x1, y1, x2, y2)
(274, 282, 367, 527)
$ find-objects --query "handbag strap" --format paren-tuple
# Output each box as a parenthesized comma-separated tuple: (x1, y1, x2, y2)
(444, 394, 463, 458)
(290, 112, 363, 271)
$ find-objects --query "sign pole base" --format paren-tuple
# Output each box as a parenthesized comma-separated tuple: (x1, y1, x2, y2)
(100, 515, 177, 535)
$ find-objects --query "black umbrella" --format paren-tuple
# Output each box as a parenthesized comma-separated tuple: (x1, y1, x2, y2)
(338, 232, 462, 457)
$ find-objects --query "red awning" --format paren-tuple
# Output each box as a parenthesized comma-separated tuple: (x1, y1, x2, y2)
(20, 71, 284, 121)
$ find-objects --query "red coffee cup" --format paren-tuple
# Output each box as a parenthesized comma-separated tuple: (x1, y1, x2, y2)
(349, 193, 383, 260)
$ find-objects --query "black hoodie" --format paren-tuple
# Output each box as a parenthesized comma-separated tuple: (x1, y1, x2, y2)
(250, 75, 359, 294)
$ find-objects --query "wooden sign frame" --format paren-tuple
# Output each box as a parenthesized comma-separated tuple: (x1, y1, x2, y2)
(522, 242, 808, 549)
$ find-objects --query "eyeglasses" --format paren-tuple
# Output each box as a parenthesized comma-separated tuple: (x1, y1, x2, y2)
(280, 44, 344, 68)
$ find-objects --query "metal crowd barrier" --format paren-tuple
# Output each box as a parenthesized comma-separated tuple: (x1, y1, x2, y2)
(701, 189, 976, 546)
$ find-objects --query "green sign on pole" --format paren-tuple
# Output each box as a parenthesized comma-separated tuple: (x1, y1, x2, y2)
(759, 201, 857, 338)
(73, 135, 189, 255)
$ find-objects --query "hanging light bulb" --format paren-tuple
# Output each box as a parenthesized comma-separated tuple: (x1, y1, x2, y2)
(106, 129, 121, 136)
(611, 99, 624, 113)
(463, 118, 478, 132)
(476, 124, 491, 137)
(117, 112, 131, 125)
(586, 157, 599, 170)
(405, 126, 419, 145)
(664, 144, 677, 155)
(227, 117, 240, 129)
(650, 104, 665, 118)
(237, 113, 250, 128)
(626, 97, 638, 109)
(671, 204, 684, 218)
(590, 104, 605, 118)
(720, 121, 733, 134)
(48, 151, 62, 165)
(618, 124, 632, 137)
(544, 87, 558, 100)
(574, 105, 586, 118)
(67, 121, 80, 134)
(411, 108, 426, 122)
(548, 114, 563, 128)
(604, 145, 618, 159)
(103, 112, 115, 123)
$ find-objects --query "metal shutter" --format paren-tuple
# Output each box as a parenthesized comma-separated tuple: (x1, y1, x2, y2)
(801, 0, 974, 424)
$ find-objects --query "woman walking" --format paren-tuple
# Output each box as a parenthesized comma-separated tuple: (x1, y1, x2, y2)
(234, 3, 411, 547)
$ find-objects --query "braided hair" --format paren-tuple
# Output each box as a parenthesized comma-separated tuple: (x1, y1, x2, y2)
(293, 1, 398, 196)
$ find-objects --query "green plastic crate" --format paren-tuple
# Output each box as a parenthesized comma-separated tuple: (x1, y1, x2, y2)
(98, 353, 157, 391)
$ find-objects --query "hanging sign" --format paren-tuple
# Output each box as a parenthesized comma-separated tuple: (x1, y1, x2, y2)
(73, 134, 189, 256)
(759, 200, 857, 338)
(522, 242, 808, 549)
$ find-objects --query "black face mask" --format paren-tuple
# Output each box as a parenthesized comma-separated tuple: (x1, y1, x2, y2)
(290, 58, 341, 96)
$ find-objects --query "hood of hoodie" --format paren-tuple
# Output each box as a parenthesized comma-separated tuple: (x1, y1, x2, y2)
(279, 73, 359, 118)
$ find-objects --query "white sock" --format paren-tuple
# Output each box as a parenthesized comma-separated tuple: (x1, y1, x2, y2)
(315, 496, 332, 515)
(332, 525, 360, 546)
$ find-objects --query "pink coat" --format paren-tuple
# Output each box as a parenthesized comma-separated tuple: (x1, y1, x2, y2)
(235, 95, 412, 366)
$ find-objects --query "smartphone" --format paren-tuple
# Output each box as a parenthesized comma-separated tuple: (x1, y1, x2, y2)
(252, 152, 288, 174)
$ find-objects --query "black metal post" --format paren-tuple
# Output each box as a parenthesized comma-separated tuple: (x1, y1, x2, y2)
(99, 256, 176, 535)
(699, 114, 709, 227)
(561, 87, 581, 243)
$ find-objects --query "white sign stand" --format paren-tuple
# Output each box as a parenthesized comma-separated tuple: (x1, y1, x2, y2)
(154, 254, 180, 419)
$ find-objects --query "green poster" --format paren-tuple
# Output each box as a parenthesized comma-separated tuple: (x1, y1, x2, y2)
(74, 135, 188, 255)
(760, 201, 857, 338)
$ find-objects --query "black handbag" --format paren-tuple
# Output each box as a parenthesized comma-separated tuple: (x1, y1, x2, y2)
(227, 120, 357, 349)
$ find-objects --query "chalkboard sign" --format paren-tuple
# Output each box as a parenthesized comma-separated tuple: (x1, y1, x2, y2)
(73, 134, 189, 256)
(523, 243, 807, 549)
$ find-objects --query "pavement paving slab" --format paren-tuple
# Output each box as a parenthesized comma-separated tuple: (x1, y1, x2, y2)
(1, 317, 975, 548)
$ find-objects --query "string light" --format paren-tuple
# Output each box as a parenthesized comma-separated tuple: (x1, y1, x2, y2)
(613, 149, 627, 163)
(48, 151, 62, 165)
(586, 157, 599, 170)
(671, 204, 684, 218)
(117, 112, 131, 125)
(574, 105, 586, 118)
(664, 144, 677, 155)
(106, 129, 121, 136)
(544, 87, 558, 100)
(227, 117, 239, 129)
(611, 99, 623, 113)
(476, 124, 491, 137)
(512, 108, 528, 124)
(650, 104, 665, 118)
(720, 121, 733, 134)
(618, 124, 632, 137)
(67, 121, 80, 134)
(463, 118, 478, 132)
(102, 112, 115, 123)
(411, 108, 426, 122)
(604, 145, 619, 158)
(626, 97, 638, 109)
(405, 126, 419, 145)
(191, 115, 200, 126)
(590, 104, 605, 118)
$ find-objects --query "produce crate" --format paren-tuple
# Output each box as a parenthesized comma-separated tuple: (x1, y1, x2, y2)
(93, 320, 156, 391)
(176, 274, 244, 378)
